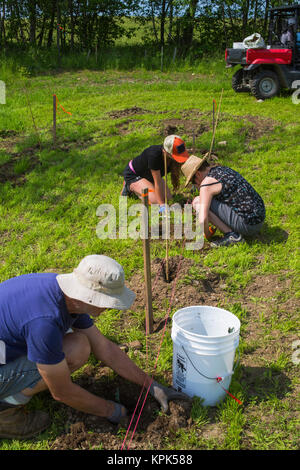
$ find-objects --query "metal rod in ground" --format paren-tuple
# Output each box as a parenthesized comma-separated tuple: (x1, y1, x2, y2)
(163, 152, 169, 282)
(142, 188, 153, 334)
(53, 94, 57, 147)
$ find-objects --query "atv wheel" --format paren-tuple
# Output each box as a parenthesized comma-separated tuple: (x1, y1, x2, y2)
(250, 70, 280, 100)
(232, 68, 249, 93)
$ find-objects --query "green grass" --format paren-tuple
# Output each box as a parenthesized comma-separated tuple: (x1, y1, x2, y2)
(0, 56, 299, 450)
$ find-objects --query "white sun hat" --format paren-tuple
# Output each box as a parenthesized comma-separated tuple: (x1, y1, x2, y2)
(56, 255, 136, 310)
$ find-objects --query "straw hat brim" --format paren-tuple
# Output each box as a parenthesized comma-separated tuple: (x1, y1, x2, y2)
(56, 273, 136, 310)
(183, 154, 208, 187)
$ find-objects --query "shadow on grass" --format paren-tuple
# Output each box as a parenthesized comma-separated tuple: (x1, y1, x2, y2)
(240, 366, 292, 402)
(247, 222, 289, 246)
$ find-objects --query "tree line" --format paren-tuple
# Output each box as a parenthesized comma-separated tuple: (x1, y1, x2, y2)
(0, 0, 297, 56)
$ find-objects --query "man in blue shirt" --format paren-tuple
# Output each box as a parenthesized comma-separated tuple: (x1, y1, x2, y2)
(0, 254, 186, 439)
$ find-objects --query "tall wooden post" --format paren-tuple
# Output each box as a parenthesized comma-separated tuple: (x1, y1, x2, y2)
(142, 188, 153, 334)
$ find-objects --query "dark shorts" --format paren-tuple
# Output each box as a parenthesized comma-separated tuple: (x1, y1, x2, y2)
(0, 356, 41, 401)
(123, 164, 143, 187)
(210, 198, 264, 236)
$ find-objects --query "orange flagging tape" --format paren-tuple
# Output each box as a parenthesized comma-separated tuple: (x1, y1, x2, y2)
(140, 189, 154, 196)
(53, 94, 72, 116)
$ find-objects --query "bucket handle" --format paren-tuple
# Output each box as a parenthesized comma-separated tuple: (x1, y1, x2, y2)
(182, 345, 240, 381)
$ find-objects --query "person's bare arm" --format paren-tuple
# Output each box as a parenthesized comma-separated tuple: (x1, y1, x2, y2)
(75, 325, 152, 389)
(37, 359, 115, 417)
(196, 177, 222, 239)
(151, 169, 165, 205)
(74, 325, 191, 412)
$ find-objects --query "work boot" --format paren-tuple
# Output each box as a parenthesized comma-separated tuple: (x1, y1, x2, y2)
(0, 404, 50, 439)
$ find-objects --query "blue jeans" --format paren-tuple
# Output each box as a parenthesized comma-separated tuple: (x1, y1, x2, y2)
(0, 356, 41, 401)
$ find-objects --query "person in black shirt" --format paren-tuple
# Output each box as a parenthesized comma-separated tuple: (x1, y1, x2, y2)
(181, 155, 265, 247)
(121, 135, 189, 212)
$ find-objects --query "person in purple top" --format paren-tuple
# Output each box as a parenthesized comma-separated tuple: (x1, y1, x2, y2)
(0, 254, 187, 439)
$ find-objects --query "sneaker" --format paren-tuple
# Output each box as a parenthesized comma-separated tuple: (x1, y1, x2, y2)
(0, 404, 50, 439)
(210, 232, 244, 247)
(120, 180, 130, 197)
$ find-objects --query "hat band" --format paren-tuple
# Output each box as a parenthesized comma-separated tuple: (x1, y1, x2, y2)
(73, 269, 124, 295)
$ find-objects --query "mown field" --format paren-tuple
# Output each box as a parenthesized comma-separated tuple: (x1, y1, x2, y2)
(0, 57, 299, 451)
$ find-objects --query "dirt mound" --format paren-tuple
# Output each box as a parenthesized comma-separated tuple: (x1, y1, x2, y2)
(108, 107, 151, 119)
(50, 366, 192, 450)
(128, 255, 225, 318)
(163, 119, 210, 138)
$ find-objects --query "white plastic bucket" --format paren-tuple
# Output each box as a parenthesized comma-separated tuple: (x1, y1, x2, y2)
(171, 306, 240, 406)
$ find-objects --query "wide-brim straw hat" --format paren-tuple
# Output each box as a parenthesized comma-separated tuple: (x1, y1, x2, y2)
(57, 255, 136, 311)
(181, 154, 209, 187)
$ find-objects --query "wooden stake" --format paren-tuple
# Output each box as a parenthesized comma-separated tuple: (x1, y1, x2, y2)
(163, 151, 169, 282)
(142, 188, 153, 334)
(212, 99, 216, 134)
(23, 84, 41, 150)
(53, 94, 57, 147)
(208, 89, 224, 160)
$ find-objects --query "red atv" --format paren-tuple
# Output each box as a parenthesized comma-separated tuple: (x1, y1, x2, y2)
(225, 4, 300, 100)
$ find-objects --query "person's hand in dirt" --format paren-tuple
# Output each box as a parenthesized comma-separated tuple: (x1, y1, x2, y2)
(149, 381, 191, 412)
(107, 400, 128, 424)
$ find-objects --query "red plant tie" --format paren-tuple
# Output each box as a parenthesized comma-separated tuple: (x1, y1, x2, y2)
(216, 377, 243, 405)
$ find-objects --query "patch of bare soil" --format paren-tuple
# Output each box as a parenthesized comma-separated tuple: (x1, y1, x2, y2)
(50, 366, 192, 450)
(162, 119, 210, 140)
(106, 108, 278, 150)
(161, 111, 277, 145)
(107, 107, 152, 119)
(115, 119, 139, 135)
(0, 145, 40, 186)
(128, 256, 226, 321)
(233, 114, 278, 142)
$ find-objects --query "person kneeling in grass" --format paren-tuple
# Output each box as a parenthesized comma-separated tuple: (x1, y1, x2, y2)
(0, 255, 188, 439)
(121, 135, 189, 214)
(181, 155, 265, 247)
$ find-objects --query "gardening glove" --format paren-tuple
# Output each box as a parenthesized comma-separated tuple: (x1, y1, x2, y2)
(159, 204, 171, 219)
(204, 225, 217, 240)
(107, 400, 128, 424)
(149, 381, 191, 413)
(159, 204, 166, 214)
